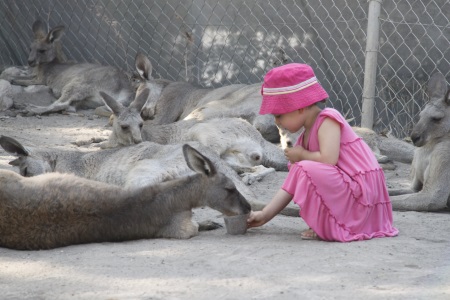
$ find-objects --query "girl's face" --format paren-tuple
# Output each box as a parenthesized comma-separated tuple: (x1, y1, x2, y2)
(273, 109, 305, 133)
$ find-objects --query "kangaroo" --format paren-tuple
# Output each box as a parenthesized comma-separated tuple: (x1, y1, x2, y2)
(99, 91, 288, 180)
(0, 144, 251, 250)
(0, 136, 299, 216)
(2, 134, 300, 216)
(0, 135, 252, 194)
(9, 20, 134, 115)
(390, 72, 450, 211)
(134, 53, 279, 142)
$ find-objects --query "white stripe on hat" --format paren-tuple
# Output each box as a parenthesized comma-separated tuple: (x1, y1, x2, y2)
(262, 76, 318, 95)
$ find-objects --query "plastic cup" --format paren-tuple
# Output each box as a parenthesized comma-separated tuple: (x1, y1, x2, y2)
(224, 213, 249, 235)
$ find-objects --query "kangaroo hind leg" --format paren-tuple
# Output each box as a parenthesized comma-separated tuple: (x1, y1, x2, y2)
(27, 84, 96, 115)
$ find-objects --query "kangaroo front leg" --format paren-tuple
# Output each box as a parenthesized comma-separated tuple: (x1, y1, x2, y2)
(198, 220, 222, 231)
(390, 191, 448, 212)
(11, 77, 45, 86)
(156, 211, 199, 239)
(390, 166, 449, 211)
(240, 165, 275, 185)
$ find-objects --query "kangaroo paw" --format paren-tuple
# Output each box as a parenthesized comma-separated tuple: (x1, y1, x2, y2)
(198, 220, 223, 231)
(26, 104, 51, 115)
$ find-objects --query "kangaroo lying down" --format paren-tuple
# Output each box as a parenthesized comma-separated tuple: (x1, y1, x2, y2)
(8, 20, 134, 115)
(0, 136, 253, 196)
(133, 53, 279, 142)
(1, 135, 296, 215)
(98, 89, 288, 183)
(390, 72, 450, 211)
(0, 144, 251, 250)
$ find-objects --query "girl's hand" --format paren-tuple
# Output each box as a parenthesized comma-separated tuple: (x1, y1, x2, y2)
(284, 145, 304, 163)
(247, 211, 267, 228)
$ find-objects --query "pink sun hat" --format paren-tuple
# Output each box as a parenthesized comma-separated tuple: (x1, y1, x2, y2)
(259, 63, 329, 115)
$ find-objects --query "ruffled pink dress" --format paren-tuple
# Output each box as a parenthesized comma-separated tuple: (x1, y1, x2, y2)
(282, 108, 399, 242)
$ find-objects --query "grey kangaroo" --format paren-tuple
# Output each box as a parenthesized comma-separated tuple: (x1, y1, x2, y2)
(0, 144, 251, 250)
(133, 53, 279, 142)
(10, 20, 134, 115)
(0, 136, 297, 216)
(99, 90, 288, 174)
(390, 72, 450, 211)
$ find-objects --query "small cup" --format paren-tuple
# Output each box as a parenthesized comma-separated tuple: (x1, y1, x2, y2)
(224, 213, 249, 235)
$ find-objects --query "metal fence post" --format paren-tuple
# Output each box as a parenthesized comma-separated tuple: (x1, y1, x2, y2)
(361, 0, 383, 129)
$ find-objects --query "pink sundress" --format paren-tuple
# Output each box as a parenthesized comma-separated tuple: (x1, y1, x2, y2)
(282, 108, 399, 242)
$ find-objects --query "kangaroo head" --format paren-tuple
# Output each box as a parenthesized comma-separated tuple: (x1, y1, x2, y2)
(100, 88, 150, 146)
(183, 144, 251, 216)
(28, 20, 65, 67)
(134, 52, 168, 120)
(410, 73, 450, 147)
(278, 125, 303, 149)
(221, 138, 263, 168)
(135, 52, 153, 82)
(0, 136, 53, 177)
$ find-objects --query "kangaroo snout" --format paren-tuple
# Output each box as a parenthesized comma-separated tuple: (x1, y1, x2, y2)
(410, 130, 424, 147)
(222, 193, 251, 216)
(240, 194, 252, 214)
(141, 109, 155, 120)
(250, 153, 262, 163)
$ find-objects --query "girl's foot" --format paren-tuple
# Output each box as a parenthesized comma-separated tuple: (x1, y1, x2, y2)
(301, 228, 320, 240)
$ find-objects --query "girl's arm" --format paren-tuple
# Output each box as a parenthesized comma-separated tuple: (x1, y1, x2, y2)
(247, 189, 293, 228)
(285, 118, 341, 165)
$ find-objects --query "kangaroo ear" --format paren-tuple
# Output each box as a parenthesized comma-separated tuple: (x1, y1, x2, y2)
(130, 88, 150, 112)
(47, 25, 65, 43)
(32, 20, 47, 39)
(0, 135, 30, 156)
(99, 91, 124, 115)
(428, 72, 447, 100)
(8, 158, 21, 166)
(183, 144, 217, 177)
(135, 53, 153, 80)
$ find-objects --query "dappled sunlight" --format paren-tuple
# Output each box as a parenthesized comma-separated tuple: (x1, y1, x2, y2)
(198, 26, 318, 86)
(0, 254, 351, 298)
(0, 114, 108, 152)
(290, 32, 312, 48)
(129, 248, 187, 259)
(0, 156, 15, 170)
(3, 254, 446, 299)
(362, 284, 450, 298)
(0, 258, 47, 277)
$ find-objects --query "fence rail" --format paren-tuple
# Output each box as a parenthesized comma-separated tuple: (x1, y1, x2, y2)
(0, 0, 448, 138)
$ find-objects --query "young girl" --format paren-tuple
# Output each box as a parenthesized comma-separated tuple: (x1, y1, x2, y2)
(247, 63, 399, 242)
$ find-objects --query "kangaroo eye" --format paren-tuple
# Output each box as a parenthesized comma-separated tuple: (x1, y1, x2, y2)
(121, 125, 129, 130)
(38, 49, 46, 54)
(431, 117, 442, 122)
(139, 123, 143, 129)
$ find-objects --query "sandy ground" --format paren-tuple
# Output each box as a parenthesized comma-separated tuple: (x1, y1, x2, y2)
(0, 109, 449, 300)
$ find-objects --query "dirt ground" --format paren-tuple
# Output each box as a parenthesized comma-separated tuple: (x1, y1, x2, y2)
(0, 109, 449, 300)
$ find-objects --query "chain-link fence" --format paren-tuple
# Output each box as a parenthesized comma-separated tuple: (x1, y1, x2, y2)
(0, 0, 449, 138)
(376, 0, 449, 137)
